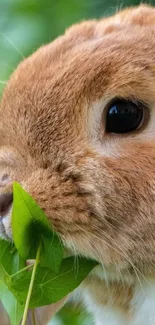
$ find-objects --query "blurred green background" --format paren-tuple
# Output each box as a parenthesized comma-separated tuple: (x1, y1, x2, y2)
(0, 0, 155, 324)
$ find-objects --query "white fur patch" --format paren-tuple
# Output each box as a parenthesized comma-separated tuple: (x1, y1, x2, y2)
(75, 271, 155, 325)
(94, 305, 126, 325)
(82, 289, 126, 325)
(131, 279, 155, 325)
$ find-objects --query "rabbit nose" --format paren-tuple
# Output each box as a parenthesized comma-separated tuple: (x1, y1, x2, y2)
(0, 192, 13, 218)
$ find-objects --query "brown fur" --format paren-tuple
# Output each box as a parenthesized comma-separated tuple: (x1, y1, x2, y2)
(1, 4, 155, 324)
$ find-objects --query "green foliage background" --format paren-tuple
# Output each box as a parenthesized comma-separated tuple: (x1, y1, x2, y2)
(0, 0, 155, 324)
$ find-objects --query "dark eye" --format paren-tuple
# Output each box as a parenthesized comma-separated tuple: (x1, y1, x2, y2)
(106, 99, 144, 134)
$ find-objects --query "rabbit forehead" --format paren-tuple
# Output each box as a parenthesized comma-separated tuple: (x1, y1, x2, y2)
(2, 4, 155, 126)
(5, 26, 155, 104)
(1, 29, 155, 148)
(1, 5, 155, 161)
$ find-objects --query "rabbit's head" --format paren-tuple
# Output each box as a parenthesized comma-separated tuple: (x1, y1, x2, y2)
(1, 4, 155, 278)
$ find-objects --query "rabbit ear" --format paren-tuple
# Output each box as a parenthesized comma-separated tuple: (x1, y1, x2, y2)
(114, 4, 155, 27)
(60, 4, 155, 58)
(95, 4, 155, 38)
(113, 4, 155, 28)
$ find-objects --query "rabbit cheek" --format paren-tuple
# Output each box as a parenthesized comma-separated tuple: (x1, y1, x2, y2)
(95, 143, 155, 274)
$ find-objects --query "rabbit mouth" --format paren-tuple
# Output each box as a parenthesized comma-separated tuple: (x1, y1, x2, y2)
(0, 219, 11, 241)
(0, 205, 12, 241)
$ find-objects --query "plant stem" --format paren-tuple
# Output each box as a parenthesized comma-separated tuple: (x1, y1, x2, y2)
(10, 264, 33, 278)
(21, 242, 41, 325)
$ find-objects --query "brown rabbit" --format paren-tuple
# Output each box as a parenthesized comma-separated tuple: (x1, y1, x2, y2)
(1, 4, 155, 325)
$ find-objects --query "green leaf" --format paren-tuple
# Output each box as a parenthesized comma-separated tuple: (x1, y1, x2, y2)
(31, 257, 97, 307)
(40, 234, 63, 272)
(12, 182, 51, 259)
(0, 239, 25, 278)
(0, 240, 25, 324)
(12, 182, 63, 273)
(0, 240, 13, 278)
(8, 257, 97, 308)
(1, 182, 98, 323)
(0, 280, 24, 325)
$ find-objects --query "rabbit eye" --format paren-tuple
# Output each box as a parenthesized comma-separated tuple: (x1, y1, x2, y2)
(106, 99, 144, 134)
